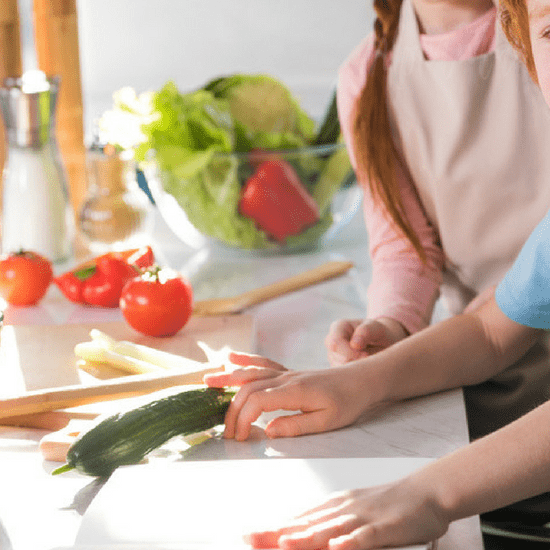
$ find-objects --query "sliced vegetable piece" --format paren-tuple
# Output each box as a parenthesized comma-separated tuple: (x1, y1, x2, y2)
(89, 329, 206, 371)
(74, 341, 164, 374)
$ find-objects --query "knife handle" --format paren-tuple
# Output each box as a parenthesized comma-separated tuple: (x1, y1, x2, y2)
(0, 365, 220, 420)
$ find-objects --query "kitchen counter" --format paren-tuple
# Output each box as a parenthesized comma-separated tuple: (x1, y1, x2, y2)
(0, 199, 483, 549)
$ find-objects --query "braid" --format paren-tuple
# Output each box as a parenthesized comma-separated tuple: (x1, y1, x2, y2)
(373, 0, 400, 53)
(353, 0, 427, 262)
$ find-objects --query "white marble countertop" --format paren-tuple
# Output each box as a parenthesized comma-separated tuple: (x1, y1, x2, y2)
(0, 197, 483, 550)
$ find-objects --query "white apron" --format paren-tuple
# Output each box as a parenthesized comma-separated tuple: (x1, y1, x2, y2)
(387, 0, 550, 438)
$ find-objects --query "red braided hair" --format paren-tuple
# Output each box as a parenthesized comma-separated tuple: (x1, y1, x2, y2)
(352, 0, 427, 261)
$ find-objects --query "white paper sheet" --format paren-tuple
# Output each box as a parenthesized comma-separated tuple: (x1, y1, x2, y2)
(74, 457, 435, 550)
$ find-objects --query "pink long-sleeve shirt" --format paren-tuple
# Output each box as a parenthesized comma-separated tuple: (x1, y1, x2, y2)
(337, 7, 497, 334)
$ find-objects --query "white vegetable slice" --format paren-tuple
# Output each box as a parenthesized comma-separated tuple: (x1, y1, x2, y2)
(89, 329, 206, 372)
(74, 341, 164, 375)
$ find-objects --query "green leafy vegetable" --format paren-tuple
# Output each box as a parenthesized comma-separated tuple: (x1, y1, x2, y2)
(204, 73, 315, 151)
(160, 156, 271, 249)
(101, 74, 353, 250)
(134, 82, 234, 180)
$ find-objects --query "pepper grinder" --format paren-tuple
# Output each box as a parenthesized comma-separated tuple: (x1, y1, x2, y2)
(0, 74, 74, 263)
(78, 145, 153, 255)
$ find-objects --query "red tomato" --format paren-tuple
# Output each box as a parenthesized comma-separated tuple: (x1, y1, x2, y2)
(120, 267, 193, 337)
(0, 250, 53, 306)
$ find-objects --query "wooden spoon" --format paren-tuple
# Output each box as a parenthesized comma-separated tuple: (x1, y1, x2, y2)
(192, 260, 354, 316)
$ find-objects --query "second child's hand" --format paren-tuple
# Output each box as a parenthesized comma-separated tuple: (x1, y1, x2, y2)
(244, 474, 449, 550)
(325, 317, 409, 366)
(204, 352, 389, 441)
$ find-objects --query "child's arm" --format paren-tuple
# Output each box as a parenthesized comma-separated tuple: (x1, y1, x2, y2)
(244, 399, 550, 549)
(206, 295, 542, 441)
(331, 50, 445, 365)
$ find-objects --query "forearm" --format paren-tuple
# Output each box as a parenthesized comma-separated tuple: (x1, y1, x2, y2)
(415, 400, 550, 521)
(359, 296, 540, 404)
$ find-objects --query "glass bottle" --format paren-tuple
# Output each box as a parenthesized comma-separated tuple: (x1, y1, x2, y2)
(0, 73, 74, 263)
(78, 145, 153, 255)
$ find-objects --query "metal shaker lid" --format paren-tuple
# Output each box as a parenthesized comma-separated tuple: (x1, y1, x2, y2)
(0, 72, 60, 147)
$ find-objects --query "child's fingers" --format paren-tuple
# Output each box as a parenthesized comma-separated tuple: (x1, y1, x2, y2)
(229, 352, 287, 371)
(326, 340, 354, 360)
(350, 320, 393, 349)
(222, 378, 282, 439)
(349, 322, 376, 349)
(246, 514, 361, 550)
(204, 366, 283, 387)
(279, 515, 362, 550)
(324, 320, 358, 352)
(243, 530, 279, 548)
(203, 372, 235, 387)
(264, 410, 332, 439)
(350, 320, 401, 353)
(244, 506, 338, 548)
(233, 384, 328, 441)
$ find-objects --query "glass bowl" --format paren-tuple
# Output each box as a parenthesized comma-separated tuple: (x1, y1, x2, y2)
(144, 143, 361, 253)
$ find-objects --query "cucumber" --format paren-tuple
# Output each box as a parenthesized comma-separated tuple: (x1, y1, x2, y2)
(313, 90, 341, 146)
(312, 145, 353, 213)
(52, 387, 235, 477)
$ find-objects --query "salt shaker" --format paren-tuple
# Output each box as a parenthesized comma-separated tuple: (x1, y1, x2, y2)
(0, 74, 74, 263)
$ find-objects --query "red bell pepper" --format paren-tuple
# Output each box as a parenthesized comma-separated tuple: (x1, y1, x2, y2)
(81, 255, 140, 307)
(238, 159, 320, 242)
(54, 246, 155, 307)
(54, 271, 89, 303)
(125, 246, 155, 269)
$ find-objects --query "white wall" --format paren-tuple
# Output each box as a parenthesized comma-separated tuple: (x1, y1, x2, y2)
(76, 0, 374, 140)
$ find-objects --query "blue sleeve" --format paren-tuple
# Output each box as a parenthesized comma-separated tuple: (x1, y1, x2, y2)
(496, 211, 550, 329)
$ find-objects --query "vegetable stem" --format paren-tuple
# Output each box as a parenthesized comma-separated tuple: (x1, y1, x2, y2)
(51, 463, 75, 475)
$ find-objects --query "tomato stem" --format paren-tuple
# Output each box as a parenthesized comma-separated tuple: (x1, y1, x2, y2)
(141, 264, 162, 282)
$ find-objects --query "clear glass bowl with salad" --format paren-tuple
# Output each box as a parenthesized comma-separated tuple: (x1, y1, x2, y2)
(100, 74, 361, 252)
(145, 143, 358, 252)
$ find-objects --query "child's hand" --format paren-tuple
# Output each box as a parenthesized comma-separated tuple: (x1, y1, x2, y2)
(204, 353, 380, 441)
(244, 475, 449, 549)
(325, 318, 408, 366)
(204, 351, 288, 388)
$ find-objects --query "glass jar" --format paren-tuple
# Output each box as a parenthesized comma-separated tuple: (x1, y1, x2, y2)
(78, 147, 153, 255)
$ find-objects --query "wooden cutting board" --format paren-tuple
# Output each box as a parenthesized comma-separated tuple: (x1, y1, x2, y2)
(0, 315, 254, 396)
(0, 315, 254, 461)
